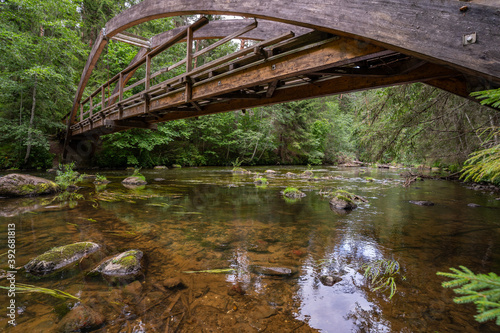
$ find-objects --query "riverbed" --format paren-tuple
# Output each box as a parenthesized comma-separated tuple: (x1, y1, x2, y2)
(1, 166, 499, 332)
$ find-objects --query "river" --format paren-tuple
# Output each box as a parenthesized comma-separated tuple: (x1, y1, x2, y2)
(1, 166, 499, 332)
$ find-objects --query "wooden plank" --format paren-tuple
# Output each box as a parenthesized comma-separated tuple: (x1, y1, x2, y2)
(103, 0, 500, 82)
(149, 63, 460, 123)
(111, 34, 150, 48)
(145, 55, 151, 90)
(192, 21, 257, 59)
(266, 80, 279, 98)
(104, 119, 157, 129)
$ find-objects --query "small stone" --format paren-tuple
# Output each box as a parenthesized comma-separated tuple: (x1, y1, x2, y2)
(249, 265, 297, 277)
(154, 178, 165, 182)
(265, 170, 277, 174)
(57, 305, 105, 333)
(154, 166, 168, 169)
(92, 250, 144, 283)
(329, 196, 357, 210)
(319, 275, 342, 286)
(162, 277, 185, 289)
(409, 200, 435, 206)
(467, 203, 481, 207)
(122, 280, 143, 302)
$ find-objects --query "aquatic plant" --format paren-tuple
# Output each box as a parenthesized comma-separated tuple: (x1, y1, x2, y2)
(94, 173, 108, 183)
(0, 283, 80, 301)
(437, 266, 500, 325)
(254, 176, 268, 184)
(55, 162, 83, 190)
(362, 259, 403, 299)
(131, 168, 146, 181)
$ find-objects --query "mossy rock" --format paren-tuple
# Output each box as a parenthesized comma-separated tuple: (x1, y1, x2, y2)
(329, 195, 358, 210)
(300, 170, 314, 178)
(232, 167, 251, 174)
(0, 173, 60, 197)
(122, 176, 147, 186)
(282, 187, 306, 199)
(24, 242, 100, 275)
(92, 250, 144, 283)
(172, 164, 182, 168)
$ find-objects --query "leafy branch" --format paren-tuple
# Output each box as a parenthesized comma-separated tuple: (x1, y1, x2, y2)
(437, 266, 500, 325)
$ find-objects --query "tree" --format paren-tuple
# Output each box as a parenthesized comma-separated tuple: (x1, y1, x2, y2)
(0, 0, 87, 168)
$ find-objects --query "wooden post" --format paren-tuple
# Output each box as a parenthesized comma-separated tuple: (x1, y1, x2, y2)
(119, 73, 123, 101)
(145, 55, 151, 91)
(186, 26, 193, 73)
(101, 85, 105, 109)
(79, 103, 83, 122)
(89, 95, 93, 117)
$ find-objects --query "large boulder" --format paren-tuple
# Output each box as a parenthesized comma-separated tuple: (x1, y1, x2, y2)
(92, 250, 144, 283)
(25, 242, 100, 275)
(0, 173, 59, 198)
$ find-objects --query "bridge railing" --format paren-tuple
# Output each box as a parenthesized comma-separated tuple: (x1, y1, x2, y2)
(72, 16, 295, 130)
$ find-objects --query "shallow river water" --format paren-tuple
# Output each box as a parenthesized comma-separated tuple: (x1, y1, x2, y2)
(1, 166, 500, 332)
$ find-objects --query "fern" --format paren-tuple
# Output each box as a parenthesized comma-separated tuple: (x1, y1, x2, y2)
(437, 266, 500, 325)
(471, 88, 500, 108)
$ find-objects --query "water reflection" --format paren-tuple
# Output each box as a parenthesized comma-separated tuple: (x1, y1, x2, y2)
(0, 167, 499, 332)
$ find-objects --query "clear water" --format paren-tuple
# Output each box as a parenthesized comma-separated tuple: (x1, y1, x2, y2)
(1, 166, 499, 332)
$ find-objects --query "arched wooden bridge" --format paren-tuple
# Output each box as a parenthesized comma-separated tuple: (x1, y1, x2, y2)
(62, 0, 500, 158)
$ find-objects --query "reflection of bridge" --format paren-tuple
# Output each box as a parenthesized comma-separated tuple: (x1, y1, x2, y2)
(63, 0, 500, 159)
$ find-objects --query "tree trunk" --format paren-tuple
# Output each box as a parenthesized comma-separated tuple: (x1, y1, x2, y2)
(24, 74, 37, 165)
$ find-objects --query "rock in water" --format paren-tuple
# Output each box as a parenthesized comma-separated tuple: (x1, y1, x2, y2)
(93, 250, 144, 283)
(249, 265, 297, 277)
(122, 176, 147, 186)
(467, 203, 481, 207)
(319, 275, 342, 286)
(0, 173, 59, 197)
(57, 304, 105, 332)
(409, 200, 435, 206)
(24, 242, 100, 275)
(329, 196, 357, 210)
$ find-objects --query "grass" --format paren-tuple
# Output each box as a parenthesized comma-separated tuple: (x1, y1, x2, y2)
(0, 283, 80, 301)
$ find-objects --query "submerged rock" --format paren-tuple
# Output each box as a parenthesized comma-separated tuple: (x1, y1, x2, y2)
(122, 176, 147, 186)
(93, 250, 144, 283)
(162, 277, 186, 289)
(409, 200, 435, 206)
(25, 242, 100, 275)
(57, 304, 105, 332)
(319, 275, 342, 286)
(249, 265, 297, 277)
(285, 172, 297, 178)
(0, 173, 59, 197)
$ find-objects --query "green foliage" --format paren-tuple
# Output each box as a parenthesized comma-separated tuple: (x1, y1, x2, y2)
(131, 168, 146, 181)
(362, 259, 404, 299)
(94, 173, 107, 182)
(55, 163, 83, 190)
(471, 88, 500, 108)
(254, 176, 268, 184)
(283, 187, 300, 195)
(461, 88, 500, 184)
(437, 266, 500, 325)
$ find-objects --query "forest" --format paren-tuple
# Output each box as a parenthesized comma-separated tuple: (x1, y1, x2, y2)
(1, 0, 499, 184)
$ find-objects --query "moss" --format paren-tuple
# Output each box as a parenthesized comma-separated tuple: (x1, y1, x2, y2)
(36, 242, 97, 262)
(335, 195, 355, 204)
(112, 250, 140, 268)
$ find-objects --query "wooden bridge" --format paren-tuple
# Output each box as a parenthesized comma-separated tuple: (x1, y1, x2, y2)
(62, 0, 500, 158)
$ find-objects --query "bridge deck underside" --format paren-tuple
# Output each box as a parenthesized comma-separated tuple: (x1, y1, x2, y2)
(69, 28, 466, 139)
